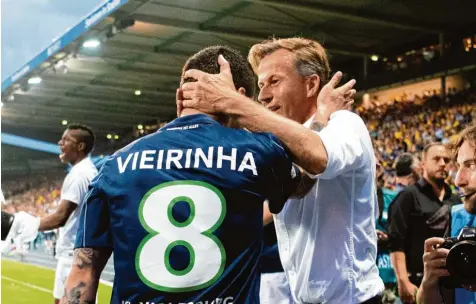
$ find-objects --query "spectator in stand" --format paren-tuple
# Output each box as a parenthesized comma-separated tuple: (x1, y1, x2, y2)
(393, 153, 421, 192)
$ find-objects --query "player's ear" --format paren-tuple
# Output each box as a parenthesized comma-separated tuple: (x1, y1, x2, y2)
(78, 142, 86, 152)
(237, 87, 246, 96)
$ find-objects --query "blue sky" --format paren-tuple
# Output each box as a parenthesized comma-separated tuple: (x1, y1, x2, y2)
(1, 0, 105, 81)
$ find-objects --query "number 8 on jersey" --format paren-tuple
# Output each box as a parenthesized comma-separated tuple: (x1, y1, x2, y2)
(135, 181, 227, 292)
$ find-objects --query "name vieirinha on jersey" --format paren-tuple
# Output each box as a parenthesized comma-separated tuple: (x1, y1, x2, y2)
(117, 146, 258, 175)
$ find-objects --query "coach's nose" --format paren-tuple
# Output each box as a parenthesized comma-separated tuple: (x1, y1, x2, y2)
(258, 87, 273, 105)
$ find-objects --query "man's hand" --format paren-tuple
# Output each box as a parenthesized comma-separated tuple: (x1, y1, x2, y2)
(398, 280, 419, 303)
(416, 237, 450, 304)
(180, 55, 239, 114)
(310, 71, 356, 130)
(421, 237, 450, 287)
(376, 229, 388, 242)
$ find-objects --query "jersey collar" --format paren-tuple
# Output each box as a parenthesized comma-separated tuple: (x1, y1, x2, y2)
(161, 114, 220, 130)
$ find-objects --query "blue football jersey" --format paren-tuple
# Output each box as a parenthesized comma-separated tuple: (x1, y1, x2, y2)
(75, 114, 299, 304)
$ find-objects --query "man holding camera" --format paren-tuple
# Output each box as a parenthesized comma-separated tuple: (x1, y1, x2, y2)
(417, 124, 476, 304)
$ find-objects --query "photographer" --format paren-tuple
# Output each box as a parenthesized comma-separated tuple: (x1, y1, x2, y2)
(417, 124, 476, 304)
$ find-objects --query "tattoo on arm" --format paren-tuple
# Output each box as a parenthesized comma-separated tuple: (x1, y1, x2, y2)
(310, 121, 325, 132)
(64, 247, 112, 304)
(73, 248, 94, 269)
(62, 282, 94, 304)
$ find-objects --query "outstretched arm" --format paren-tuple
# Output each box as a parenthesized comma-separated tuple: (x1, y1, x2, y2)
(39, 200, 77, 231)
(61, 247, 112, 304)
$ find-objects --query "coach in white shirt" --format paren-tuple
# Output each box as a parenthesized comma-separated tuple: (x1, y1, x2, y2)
(179, 37, 384, 303)
(11, 123, 98, 304)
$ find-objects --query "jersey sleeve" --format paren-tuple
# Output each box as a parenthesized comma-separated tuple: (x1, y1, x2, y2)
(259, 133, 302, 214)
(309, 111, 367, 180)
(61, 171, 91, 205)
(75, 172, 112, 249)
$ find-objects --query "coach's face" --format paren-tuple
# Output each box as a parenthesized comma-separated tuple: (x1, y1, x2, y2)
(58, 129, 84, 164)
(257, 49, 316, 124)
(455, 140, 476, 213)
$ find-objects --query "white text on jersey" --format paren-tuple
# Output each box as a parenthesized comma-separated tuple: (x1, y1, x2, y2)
(117, 147, 258, 176)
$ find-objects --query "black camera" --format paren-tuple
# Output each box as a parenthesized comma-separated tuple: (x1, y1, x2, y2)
(439, 226, 476, 288)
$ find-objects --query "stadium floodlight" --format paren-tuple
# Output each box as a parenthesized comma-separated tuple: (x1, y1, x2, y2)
(134, 90, 141, 96)
(114, 135, 119, 140)
(28, 77, 42, 84)
(137, 124, 143, 130)
(83, 39, 101, 49)
(370, 55, 379, 62)
(107, 134, 112, 139)
(62, 120, 68, 125)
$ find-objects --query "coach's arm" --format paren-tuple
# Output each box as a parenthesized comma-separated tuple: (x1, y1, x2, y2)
(61, 247, 112, 304)
(180, 56, 356, 176)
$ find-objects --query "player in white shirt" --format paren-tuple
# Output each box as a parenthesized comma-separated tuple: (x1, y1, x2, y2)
(178, 37, 384, 303)
(7, 123, 98, 304)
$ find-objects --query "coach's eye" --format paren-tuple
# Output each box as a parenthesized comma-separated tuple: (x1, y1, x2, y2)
(183, 77, 197, 84)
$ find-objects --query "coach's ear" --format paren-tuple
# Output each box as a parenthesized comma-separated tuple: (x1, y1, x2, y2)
(237, 87, 246, 96)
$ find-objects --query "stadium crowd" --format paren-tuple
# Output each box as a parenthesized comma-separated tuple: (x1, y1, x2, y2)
(359, 86, 475, 192)
(2, 86, 474, 221)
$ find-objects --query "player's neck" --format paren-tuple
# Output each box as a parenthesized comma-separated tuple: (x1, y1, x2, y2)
(180, 108, 220, 121)
(70, 154, 87, 166)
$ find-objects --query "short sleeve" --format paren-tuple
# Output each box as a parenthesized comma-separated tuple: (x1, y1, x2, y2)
(259, 133, 301, 213)
(310, 111, 367, 180)
(61, 172, 90, 205)
(75, 173, 112, 249)
(387, 189, 415, 252)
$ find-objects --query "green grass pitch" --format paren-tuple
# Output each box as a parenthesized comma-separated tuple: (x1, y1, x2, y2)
(1, 259, 112, 304)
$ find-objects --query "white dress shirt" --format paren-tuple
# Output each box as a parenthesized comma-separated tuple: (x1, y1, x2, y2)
(274, 110, 384, 303)
(56, 157, 98, 259)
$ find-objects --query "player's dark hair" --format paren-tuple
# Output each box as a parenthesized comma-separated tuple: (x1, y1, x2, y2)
(182, 45, 256, 98)
(394, 153, 417, 177)
(67, 123, 95, 154)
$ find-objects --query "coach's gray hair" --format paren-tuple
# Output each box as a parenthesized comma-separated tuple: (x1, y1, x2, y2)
(248, 37, 331, 86)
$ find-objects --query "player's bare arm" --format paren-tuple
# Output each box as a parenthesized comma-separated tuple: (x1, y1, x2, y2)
(61, 247, 112, 304)
(39, 200, 77, 231)
(181, 56, 355, 175)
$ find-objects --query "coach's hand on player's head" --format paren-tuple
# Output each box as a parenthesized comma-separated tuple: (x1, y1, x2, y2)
(315, 71, 356, 121)
(180, 55, 242, 114)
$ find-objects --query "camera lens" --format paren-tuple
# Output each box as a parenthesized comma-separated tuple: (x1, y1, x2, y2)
(446, 240, 476, 278)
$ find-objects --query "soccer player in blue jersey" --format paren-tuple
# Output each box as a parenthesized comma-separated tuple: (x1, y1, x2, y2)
(61, 46, 304, 304)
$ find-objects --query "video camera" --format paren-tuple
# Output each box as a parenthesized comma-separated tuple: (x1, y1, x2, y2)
(439, 226, 476, 288)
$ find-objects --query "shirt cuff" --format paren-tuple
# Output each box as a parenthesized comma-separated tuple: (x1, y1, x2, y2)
(388, 239, 406, 252)
(305, 124, 336, 180)
(60, 195, 80, 205)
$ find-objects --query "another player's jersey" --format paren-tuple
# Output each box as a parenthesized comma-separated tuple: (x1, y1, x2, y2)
(57, 157, 98, 259)
(76, 114, 299, 304)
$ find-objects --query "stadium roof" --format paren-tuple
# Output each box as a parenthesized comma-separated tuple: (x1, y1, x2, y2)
(2, 0, 476, 146)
